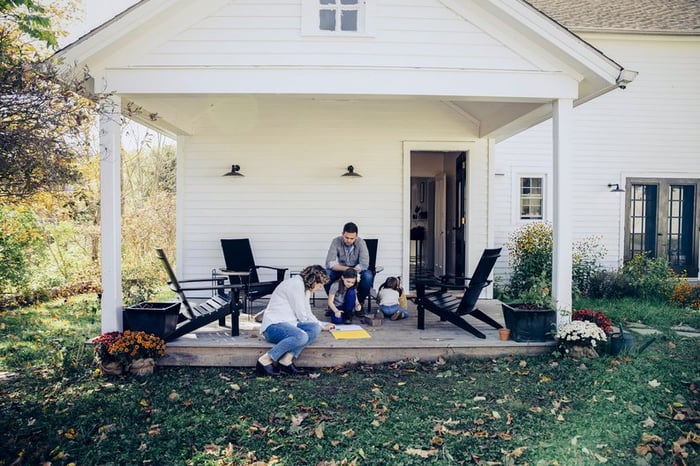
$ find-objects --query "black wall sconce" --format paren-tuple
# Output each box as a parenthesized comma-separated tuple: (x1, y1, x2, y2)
(341, 165, 362, 177)
(223, 164, 244, 177)
(607, 183, 624, 192)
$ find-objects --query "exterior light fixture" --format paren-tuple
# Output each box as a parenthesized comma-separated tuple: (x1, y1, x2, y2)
(607, 183, 624, 192)
(223, 164, 244, 177)
(342, 165, 361, 177)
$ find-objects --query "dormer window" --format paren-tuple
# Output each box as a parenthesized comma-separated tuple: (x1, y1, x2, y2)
(302, 0, 374, 35)
(320, 0, 360, 32)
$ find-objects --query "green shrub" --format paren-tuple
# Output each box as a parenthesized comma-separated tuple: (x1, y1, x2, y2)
(504, 222, 606, 301)
(622, 252, 680, 302)
(0, 205, 44, 295)
(586, 269, 633, 299)
(572, 235, 606, 296)
(122, 266, 162, 306)
(504, 222, 552, 298)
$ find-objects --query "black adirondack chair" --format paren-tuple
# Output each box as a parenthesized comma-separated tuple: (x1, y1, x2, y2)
(364, 238, 384, 312)
(415, 247, 503, 339)
(220, 239, 287, 313)
(155, 248, 244, 341)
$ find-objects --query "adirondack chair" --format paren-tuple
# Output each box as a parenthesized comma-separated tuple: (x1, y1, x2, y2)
(363, 238, 384, 313)
(415, 247, 503, 339)
(155, 248, 245, 341)
(220, 239, 287, 314)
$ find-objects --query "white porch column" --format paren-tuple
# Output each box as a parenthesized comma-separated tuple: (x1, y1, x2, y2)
(552, 98, 573, 323)
(99, 97, 123, 332)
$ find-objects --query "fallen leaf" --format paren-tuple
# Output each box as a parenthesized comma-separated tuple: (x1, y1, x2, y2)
(511, 446, 527, 457)
(405, 448, 439, 458)
(642, 417, 656, 428)
(342, 428, 355, 437)
(314, 423, 324, 439)
(167, 392, 179, 401)
(648, 379, 661, 388)
(641, 433, 663, 443)
(203, 443, 219, 455)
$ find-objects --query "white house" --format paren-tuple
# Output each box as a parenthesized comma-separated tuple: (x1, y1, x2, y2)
(56, 0, 636, 333)
(493, 0, 700, 281)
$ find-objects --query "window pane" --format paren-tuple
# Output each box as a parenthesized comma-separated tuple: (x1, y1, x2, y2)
(340, 10, 357, 31)
(320, 0, 336, 4)
(519, 176, 543, 220)
(341, 0, 358, 4)
(319, 9, 335, 30)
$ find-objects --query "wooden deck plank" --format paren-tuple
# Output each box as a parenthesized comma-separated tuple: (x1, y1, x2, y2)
(160, 299, 555, 368)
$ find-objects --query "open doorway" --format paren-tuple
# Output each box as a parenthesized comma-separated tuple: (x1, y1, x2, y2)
(409, 151, 464, 287)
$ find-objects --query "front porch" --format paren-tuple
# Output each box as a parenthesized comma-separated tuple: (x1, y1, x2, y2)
(159, 299, 555, 368)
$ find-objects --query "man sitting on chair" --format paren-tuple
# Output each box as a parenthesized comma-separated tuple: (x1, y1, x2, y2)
(324, 222, 373, 313)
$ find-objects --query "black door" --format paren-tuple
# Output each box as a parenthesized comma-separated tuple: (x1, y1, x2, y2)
(626, 179, 699, 275)
(454, 152, 466, 277)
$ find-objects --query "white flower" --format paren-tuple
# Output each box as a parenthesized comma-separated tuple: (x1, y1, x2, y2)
(555, 320, 607, 348)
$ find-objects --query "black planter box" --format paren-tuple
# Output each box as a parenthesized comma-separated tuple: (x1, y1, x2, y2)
(502, 303, 556, 342)
(123, 302, 181, 338)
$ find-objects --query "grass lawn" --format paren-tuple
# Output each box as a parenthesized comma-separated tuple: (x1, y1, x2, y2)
(0, 294, 698, 465)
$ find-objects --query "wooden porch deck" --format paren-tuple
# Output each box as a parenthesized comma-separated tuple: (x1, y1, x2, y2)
(160, 299, 555, 368)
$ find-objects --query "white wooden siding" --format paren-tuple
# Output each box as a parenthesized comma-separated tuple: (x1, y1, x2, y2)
(177, 97, 483, 280)
(126, 0, 539, 71)
(493, 35, 700, 278)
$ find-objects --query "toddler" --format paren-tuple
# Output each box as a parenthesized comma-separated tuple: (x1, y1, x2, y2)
(377, 276, 409, 320)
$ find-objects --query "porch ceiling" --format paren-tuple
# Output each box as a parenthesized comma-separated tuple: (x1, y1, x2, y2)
(121, 93, 549, 142)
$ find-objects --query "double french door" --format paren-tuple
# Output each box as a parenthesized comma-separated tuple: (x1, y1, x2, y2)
(625, 178, 699, 275)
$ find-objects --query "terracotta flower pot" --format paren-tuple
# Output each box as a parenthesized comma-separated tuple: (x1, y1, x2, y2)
(498, 328, 511, 341)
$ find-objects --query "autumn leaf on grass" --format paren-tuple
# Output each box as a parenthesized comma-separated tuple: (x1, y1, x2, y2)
(291, 413, 308, 427)
(405, 447, 439, 458)
(506, 446, 528, 458)
(342, 428, 355, 438)
(314, 422, 325, 439)
(203, 443, 219, 455)
(147, 425, 160, 436)
(642, 417, 656, 428)
(648, 379, 661, 388)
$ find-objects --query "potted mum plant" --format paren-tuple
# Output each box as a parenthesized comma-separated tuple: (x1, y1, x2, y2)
(555, 320, 608, 358)
(91, 331, 124, 375)
(107, 330, 167, 376)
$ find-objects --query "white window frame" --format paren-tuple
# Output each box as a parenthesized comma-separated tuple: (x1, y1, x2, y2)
(513, 173, 546, 223)
(301, 0, 375, 36)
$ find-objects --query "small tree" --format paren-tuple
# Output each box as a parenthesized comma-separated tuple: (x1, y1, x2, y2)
(1, 0, 96, 199)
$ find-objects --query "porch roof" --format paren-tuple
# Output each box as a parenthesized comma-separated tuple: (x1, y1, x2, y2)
(55, 0, 633, 141)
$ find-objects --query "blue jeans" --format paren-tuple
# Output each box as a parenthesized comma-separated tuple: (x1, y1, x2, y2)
(379, 304, 409, 319)
(262, 321, 321, 362)
(325, 268, 374, 304)
(330, 288, 357, 324)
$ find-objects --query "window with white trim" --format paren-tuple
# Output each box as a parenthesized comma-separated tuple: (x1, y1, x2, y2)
(519, 176, 543, 220)
(302, 0, 372, 35)
(320, 0, 360, 31)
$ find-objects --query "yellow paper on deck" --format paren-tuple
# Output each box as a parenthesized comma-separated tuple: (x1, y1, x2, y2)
(331, 324, 371, 339)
